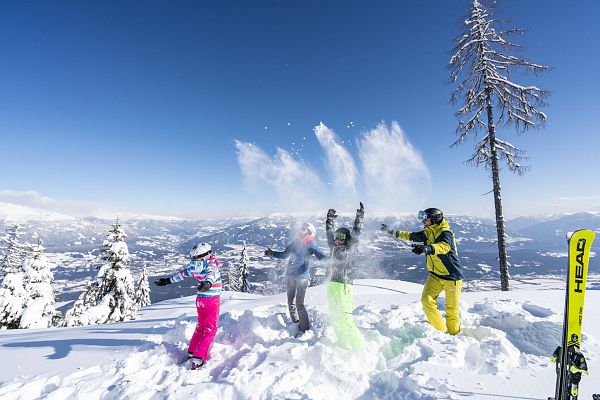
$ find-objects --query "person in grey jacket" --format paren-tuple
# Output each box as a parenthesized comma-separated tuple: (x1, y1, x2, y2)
(265, 222, 326, 333)
(324, 202, 366, 350)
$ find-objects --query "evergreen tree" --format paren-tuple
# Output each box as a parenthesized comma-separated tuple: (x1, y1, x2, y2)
(227, 262, 240, 292)
(99, 217, 126, 264)
(239, 244, 250, 293)
(448, 0, 550, 290)
(20, 240, 58, 328)
(63, 219, 138, 326)
(134, 266, 151, 308)
(62, 280, 97, 327)
(0, 225, 30, 329)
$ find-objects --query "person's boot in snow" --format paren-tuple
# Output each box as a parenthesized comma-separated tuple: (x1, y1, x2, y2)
(190, 357, 205, 370)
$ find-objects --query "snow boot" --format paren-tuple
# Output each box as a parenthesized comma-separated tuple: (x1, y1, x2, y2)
(190, 357, 205, 370)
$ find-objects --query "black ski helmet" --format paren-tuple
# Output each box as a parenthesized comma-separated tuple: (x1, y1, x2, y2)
(334, 227, 352, 243)
(423, 208, 444, 225)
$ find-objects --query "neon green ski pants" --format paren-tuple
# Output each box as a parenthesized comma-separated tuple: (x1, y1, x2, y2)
(327, 281, 365, 350)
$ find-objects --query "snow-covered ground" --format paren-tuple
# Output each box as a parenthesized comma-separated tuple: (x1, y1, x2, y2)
(1, 279, 599, 400)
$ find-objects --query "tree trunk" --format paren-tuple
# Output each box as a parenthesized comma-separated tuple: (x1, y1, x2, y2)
(485, 89, 510, 291)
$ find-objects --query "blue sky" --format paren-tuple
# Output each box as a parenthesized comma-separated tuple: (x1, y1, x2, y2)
(1, 1, 599, 219)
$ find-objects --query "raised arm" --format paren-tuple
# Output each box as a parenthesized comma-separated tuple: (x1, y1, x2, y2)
(353, 202, 364, 238)
(325, 208, 337, 249)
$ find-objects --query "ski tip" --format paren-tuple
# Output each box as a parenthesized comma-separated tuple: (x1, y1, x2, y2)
(566, 229, 596, 241)
(566, 231, 574, 241)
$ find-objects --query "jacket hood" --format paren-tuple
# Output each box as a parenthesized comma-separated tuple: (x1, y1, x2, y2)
(426, 218, 450, 235)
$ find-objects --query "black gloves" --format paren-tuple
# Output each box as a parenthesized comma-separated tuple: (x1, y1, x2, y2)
(264, 248, 273, 257)
(154, 277, 171, 286)
(327, 209, 337, 219)
(198, 281, 213, 292)
(411, 244, 433, 255)
(380, 223, 391, 233)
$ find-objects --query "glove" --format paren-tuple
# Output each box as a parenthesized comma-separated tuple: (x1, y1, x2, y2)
(380, 223, 391, 232)
(411, 244, 433, 255)
(356, 202, 364, 218)
(327, 209, 337, 219)
(264, 248, 273, 257)
(198, 281, 213, 292)
(154, 277, 171, 286)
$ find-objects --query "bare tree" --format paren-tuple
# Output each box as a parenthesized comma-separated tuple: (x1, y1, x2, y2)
(448, 0, 550, 290)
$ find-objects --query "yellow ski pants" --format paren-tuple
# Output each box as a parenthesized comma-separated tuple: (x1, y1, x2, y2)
(421, 274, 462, 335)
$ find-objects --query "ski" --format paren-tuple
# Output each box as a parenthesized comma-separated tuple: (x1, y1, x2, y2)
(550, 229, 595, 400)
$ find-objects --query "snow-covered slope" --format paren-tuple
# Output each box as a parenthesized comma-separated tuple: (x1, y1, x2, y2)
(1, 279, 599, 400)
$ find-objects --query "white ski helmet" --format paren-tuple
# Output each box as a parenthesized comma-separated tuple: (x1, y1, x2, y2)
(301, 222, 316, 237)
(190, 242, 212, 259)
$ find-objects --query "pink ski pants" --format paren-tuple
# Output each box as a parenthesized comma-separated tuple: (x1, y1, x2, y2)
(188, 296, 220, 360)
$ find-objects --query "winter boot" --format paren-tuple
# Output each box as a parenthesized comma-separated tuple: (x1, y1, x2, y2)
(190, 357, 205, 370)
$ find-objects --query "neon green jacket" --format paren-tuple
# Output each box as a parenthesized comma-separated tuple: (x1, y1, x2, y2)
(389, 219, 464, 281)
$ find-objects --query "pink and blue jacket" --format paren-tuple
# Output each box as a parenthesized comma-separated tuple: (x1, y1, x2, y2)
(169, 257, 222, 298)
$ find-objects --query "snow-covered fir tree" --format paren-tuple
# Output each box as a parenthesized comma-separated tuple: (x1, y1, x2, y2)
(0, 225, 28, 277)
(239, 244, 250, 293)
(0, 225, 30, 329)
(62, 280, 98, 327)
(227, 262, 240, 291)
(99, 217, 126, 263)
(134, 266, 151, 308)
(63, 219, 138, 326)
(20, 240, 58, 328)
(448, 0, 549, 291)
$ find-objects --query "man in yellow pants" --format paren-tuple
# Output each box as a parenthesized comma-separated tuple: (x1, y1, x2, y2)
(381, 208, 464, 335)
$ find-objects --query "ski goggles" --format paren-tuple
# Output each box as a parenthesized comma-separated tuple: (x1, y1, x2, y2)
(335, 231, 347, 241)
(418, 210, 429, 220)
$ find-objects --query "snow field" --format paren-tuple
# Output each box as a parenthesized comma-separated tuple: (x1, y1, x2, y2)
(1, 281, 599, 399)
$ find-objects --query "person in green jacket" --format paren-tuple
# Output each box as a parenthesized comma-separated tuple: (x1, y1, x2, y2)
(325, 202, 366, 350)
(381, 208, 464, 335)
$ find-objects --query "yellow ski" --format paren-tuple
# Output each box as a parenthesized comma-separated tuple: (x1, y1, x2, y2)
(565, 229, 594, 348)
(552, 229, 595, 400)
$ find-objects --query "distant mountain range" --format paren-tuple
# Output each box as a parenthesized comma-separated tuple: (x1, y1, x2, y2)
(1, 203, 599, 303)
